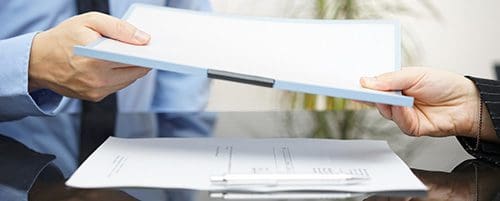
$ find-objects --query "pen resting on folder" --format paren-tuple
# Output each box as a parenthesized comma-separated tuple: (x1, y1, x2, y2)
(210, 173, 370, 186)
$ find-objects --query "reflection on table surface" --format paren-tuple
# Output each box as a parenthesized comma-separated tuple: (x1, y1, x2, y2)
(0, 111, 497, 201)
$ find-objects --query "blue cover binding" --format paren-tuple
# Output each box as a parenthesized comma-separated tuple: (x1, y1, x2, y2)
(74, 3, 414, 107)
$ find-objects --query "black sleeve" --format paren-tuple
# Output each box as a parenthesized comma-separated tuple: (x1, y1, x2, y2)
(457, 76, 500, 165)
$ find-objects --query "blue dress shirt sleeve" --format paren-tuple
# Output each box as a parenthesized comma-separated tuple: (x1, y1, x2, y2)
(0, 33, 63, 121)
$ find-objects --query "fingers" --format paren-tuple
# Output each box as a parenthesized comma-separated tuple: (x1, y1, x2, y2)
(80, 12, 150, 45)
(108, 66, 151, 86)
(375, 103, 393, 120)
(360, 68, 425, 91)
(77, 67, 148, 102)
(85, 58, 132, 69)
(81, 81, 135, 102)
(374, 104, 420, 136)
(391, 106, 420, 136)
(351, 100, 375, 107)
(98, 79, 138, 100)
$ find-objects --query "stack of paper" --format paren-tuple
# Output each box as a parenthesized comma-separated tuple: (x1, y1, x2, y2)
(75, 4, 414, 106)
(66, 137, 427, 196)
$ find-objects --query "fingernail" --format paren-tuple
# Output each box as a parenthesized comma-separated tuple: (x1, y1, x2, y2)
(134, 29, 151, 44)
(361, 77, 378, 87)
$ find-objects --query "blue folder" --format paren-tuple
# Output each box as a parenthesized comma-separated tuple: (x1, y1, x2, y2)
(74, 3, 414, 107)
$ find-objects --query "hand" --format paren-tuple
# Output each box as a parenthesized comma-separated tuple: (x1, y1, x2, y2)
(360, 67, 496, 141)
(28, 12, 151, 102)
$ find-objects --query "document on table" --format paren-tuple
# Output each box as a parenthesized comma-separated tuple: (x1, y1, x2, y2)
(74, 3, 414, 107)
(66, 137, 427, 194)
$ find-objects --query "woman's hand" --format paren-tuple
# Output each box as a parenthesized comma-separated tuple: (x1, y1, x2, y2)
(360, 67, 496, 141)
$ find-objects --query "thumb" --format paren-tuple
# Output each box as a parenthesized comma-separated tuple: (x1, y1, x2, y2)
(81, 12, 150, 45)
(360, 68, 424, 91)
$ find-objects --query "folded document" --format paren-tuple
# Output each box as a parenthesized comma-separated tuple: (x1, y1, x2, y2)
(74, 4, 414, 106)
(66, 137, 427, 194)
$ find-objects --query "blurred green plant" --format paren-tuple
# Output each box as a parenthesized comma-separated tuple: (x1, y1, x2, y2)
(285, 0, 439, 142)
(289, 0, 439, 111)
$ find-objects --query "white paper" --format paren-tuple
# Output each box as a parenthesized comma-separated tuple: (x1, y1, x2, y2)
(75, 4, 414, 106)
(66, 137, 426, 193)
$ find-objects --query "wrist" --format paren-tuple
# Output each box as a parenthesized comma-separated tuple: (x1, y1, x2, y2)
(28, 31, 52, 92)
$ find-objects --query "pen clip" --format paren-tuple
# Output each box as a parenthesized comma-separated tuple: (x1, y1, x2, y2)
(210, 173, 369, 186)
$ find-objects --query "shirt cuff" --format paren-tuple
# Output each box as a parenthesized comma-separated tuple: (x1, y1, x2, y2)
(0, 32, 63, 121)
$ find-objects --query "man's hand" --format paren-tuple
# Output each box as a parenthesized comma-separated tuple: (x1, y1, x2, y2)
(28, 12, 151, 102)
(360, 67, 497, 141)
